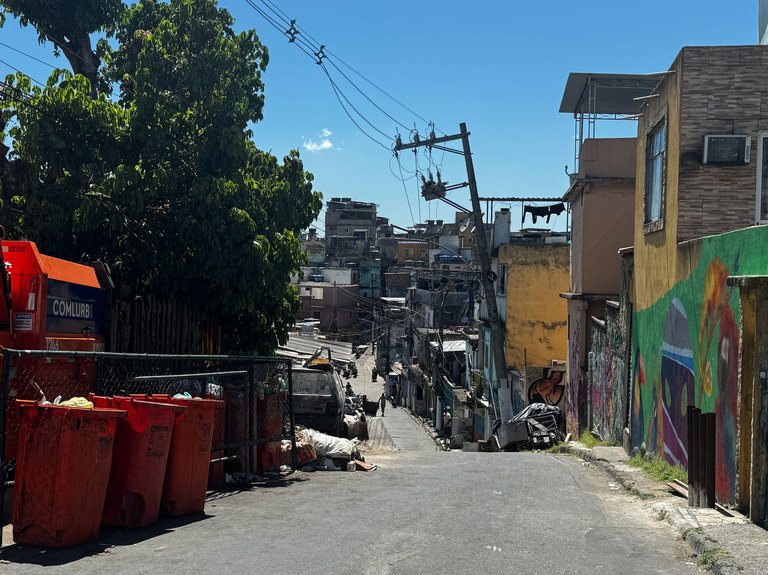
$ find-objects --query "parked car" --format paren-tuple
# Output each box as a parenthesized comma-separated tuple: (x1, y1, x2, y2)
(291, 362, 346, 437)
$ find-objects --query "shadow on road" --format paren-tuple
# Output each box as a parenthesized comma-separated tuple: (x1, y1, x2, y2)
(0, 513, 211, 567)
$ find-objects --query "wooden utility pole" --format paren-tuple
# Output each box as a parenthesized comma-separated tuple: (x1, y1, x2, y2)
(394, 123, 508, 390)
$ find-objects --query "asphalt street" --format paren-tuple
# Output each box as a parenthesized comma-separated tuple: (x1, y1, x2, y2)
(0, 448, 699, 575)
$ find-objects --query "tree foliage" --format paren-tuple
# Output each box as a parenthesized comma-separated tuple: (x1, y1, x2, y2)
(0, 0, 322, 354)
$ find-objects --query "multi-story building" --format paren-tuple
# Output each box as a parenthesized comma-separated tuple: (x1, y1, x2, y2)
(300, 228, 325, 265)
(558, 73, 652, 439)
(498, 231, 569, 416)
(295, 282, 360, 334)
(625, 46, 768, 517)
(324, 197, 378, 260)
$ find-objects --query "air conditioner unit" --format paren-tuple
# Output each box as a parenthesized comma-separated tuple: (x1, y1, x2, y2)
(702, 135, 751, 165)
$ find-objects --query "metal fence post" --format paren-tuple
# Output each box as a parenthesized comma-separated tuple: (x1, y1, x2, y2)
(688, 405, 700, 507)
(287, 362, 297, 471)
(247, 359, 255, 477)
(0, 349, 11, 549)
(704, 412, 716, 508)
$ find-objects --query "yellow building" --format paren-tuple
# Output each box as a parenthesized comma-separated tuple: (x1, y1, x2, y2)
(498, 241, 569, 371)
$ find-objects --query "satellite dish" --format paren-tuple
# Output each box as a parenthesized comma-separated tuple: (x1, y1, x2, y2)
(459, 219, 471, 233)
(460, 316, 469, 325)
(487, 270, 498, 282)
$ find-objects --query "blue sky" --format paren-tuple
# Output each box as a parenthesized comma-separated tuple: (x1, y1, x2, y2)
(0, 1, 759, 232)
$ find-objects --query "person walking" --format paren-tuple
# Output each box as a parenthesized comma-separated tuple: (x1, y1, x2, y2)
(379, 393, 386, 417)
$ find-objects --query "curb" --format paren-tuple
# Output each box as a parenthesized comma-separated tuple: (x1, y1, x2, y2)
(555, 443, 740, 574)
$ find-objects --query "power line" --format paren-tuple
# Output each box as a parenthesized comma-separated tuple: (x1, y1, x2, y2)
(242, 0, 434, 145)
(319, 62, 391, 151)
(0, 42, 57, 69)
(0, 58, 46, 87)
(258, 0, 437, 132)
(396, 155, 416, 225)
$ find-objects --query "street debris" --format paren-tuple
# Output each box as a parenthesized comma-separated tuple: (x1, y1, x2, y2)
(492, 403, 565, 451)
(293, 427, 377, 473)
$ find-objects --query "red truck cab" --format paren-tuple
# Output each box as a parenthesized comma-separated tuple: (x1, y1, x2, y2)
(1, 240, 108, 352)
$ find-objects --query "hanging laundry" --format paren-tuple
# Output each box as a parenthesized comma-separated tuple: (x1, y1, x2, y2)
(522, 202, 566, 224)
(548, 203, 565, 218)
(523, 205, 550, 224)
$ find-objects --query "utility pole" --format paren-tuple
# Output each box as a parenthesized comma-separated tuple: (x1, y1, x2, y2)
(394, 123, 508, 391)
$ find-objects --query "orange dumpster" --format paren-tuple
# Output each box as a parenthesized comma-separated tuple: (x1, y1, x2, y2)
(132, 395, 222, 516)
(12, 400, 126, 548)
(90, 395, 184, 528)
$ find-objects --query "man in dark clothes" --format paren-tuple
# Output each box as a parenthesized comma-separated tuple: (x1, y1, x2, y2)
(379, 393, 386, 417)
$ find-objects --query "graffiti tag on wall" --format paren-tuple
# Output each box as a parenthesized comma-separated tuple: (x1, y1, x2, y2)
(525, 366, 565, 407)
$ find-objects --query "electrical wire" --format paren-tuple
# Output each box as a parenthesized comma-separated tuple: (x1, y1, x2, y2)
(0, 58, 46, 87)
(396, 154, 416, 225)
(257, 0, 437, 134)
(319, 62, 392, 150)
(248, 0, 396, 151)
(0, 42, 57, 69)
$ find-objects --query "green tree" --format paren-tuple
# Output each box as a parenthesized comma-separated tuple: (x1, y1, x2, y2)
(1, 0, 122, 94)
(0, 0, 322, 354)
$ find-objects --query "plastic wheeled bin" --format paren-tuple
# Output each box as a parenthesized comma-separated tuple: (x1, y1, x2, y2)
(89, 395, 184, 528)
(12, 400, 126, 548)
(132, 395, 223, 516)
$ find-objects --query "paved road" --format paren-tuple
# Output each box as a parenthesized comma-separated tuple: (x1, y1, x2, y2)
(349, 348, 440, 453)
(0, 450, 698, 574)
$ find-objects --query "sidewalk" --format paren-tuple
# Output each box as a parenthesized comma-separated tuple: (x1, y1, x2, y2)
(557, 442, 768, 575)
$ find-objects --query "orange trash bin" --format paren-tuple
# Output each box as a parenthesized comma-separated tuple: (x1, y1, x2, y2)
(12, 400, 126, 548)
(90, 395, 184, 528)
(133, 395, 222, 516)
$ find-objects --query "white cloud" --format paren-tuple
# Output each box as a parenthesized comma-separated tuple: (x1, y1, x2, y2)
(303, 139, 334, 152)
(302, 128, 335, 152)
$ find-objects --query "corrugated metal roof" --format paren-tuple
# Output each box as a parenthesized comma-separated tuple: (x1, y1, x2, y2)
(276, 334, 354, 363)
(430, 340, 466, 353)
(559, 72, 660, 115)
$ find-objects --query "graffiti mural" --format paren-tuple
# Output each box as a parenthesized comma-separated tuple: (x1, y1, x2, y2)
(566, 310, 584, 436)
(630, 230, 761, 505)
(587, 301, 629, 444)
(527, 368, 565, 406)
(660, 297, 694, 468)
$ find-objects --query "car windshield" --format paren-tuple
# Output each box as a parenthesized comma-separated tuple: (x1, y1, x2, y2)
(292, 370, 334, 395)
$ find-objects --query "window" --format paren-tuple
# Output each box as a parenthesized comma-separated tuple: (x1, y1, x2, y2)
(644, 119, 667, 228)
(756, 132, 768, 224)
(496, 264, 507, 295)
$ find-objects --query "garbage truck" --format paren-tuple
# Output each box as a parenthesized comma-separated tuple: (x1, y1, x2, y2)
(0, 238, 112, 460)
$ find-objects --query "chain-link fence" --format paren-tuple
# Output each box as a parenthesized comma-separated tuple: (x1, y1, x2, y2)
(0, 349, 294, 539)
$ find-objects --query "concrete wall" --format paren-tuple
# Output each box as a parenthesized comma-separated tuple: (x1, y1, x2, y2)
(633, 50, 683, 312)
(499, 243, 569, 371)
(577, 138, 636, 179)
(573, 180, 635, 295)
(565, 297, 606, 436)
